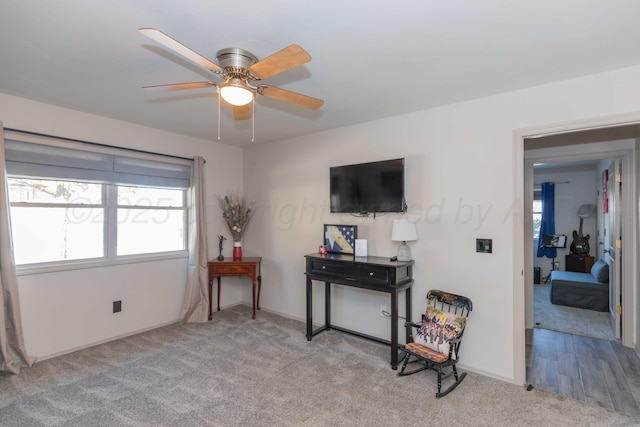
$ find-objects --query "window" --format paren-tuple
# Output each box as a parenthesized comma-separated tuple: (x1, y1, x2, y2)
(116, 186, 186, 256)
(9, 178, 104, 264)
(6, 139, 191, 268)
(533, 188, 542, 239)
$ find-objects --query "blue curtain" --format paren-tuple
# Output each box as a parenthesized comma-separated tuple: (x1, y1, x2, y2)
(536, 182, 556, 258)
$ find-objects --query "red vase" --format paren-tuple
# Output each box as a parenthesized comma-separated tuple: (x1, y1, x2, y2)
(233, 242, 242, 260)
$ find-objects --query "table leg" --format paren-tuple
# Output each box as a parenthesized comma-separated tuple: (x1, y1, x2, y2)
(390, 288, 398, 370)
(405, 287, 412, 343)
(306, 277, 313, 340)
(208, 277, 213, 321)
(217, 276, 221, 312)
(251, 277, 256, 319)
(325, 282, 331, 331)
(256, 275, 262, 311)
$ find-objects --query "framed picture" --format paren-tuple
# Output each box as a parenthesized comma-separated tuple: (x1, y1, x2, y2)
(323, 224, 357, 254)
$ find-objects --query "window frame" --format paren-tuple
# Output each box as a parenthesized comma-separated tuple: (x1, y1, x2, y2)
(10, 179, 189, 275)
(5, 134, 191, 275)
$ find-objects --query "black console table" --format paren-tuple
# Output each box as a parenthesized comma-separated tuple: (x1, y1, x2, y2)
(304, 253, 414, 369)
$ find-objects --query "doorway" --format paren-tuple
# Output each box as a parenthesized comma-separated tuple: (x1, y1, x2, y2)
(513, 118, 639, 387)
(521, 125, 638, 413)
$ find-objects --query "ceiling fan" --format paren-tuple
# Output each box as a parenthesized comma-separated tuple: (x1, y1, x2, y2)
(139, 28, 323, 122)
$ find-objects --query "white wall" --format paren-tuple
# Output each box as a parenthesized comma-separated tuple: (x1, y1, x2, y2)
(0, 93, 245, 359)
(243, 64, 640, 382)
(532, 168, 598, 279)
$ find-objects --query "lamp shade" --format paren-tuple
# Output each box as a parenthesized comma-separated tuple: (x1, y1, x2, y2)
(391, 219, 417, 242)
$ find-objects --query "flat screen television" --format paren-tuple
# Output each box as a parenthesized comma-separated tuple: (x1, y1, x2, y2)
(330, 158, 405, 214)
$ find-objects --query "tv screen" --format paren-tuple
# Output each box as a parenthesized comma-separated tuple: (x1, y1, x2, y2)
(330, 158, 405, 214)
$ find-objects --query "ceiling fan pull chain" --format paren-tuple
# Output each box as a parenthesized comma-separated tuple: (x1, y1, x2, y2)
(217, 88, 221, 141)
(251, 99, 255, 143)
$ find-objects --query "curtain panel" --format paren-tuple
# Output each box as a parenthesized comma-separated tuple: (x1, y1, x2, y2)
(180, 157, 209, 323)
(537, 182, 557, 259)
(0, 125, 34, 373)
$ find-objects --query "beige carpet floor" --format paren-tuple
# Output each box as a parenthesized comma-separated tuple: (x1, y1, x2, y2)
(1, 304, 635, 426)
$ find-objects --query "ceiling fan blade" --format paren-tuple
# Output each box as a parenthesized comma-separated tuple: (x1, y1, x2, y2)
(233, 104, 251, 121)
(142, 82, 217, 92)
(260, 86, 324, 110)
(139, 28, 223, 74)
(248, 44, 311, 80)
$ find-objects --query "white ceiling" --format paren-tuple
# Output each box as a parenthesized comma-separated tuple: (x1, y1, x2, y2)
(2, 1, 640, 147)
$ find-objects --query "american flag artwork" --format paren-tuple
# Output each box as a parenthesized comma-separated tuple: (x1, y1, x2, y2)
(324, 225, 357, 254)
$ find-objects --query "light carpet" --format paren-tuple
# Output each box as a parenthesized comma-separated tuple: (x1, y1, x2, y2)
(1, 305, 635, 426)
(534, 284, 614, 341)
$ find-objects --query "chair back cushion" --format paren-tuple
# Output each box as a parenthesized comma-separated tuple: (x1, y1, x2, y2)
(414, 305, 468, 357)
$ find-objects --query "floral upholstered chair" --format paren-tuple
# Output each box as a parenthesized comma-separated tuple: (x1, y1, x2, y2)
(398, 289, 473, 397)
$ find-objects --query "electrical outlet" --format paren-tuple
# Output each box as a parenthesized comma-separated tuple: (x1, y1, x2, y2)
(380, 305, 387, 316)
(113, 300, 122, 313)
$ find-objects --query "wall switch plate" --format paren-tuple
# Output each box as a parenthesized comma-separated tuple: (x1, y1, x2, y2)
(113, 300, 122, 313)
(476, 238, 492, 253)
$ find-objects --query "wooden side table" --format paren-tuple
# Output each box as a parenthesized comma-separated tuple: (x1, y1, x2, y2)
(208, 257, 262, 320)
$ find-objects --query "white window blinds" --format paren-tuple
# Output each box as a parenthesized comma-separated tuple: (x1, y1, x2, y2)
(5, 140, 191, 189)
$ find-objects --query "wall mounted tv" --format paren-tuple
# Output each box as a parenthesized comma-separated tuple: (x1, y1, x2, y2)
(330, 158, 405, 214)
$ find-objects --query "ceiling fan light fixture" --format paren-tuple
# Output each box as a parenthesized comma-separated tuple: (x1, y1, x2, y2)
(220, 79, 254, 106)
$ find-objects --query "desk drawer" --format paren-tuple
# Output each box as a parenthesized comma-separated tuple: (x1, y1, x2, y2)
(213, 265, 250, 275)
(360, 266, 389, 282)
(310, 260, 354, 276)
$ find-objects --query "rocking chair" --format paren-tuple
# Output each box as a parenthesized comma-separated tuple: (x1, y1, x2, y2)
(397, 289, 473, 398)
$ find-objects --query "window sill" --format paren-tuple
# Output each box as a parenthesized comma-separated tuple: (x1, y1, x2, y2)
(15, 251, 188, 276)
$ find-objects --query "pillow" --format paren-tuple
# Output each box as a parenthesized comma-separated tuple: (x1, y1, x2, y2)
(591, 260, 609, 283)
(414, 305, 468, 358)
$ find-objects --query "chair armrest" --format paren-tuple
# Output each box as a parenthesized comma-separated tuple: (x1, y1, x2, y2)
(404, 321, 421, 329)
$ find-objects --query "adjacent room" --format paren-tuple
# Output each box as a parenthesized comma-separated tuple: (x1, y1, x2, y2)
(2, 1, 640, 424)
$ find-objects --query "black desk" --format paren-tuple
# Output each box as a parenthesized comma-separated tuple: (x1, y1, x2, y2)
(304, 253, 414, 369)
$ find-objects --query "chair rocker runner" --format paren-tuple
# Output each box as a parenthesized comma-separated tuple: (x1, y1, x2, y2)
(398, 289, 473, 397)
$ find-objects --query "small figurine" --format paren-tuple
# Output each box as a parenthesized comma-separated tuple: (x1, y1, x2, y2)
(217, 235, 226, 261)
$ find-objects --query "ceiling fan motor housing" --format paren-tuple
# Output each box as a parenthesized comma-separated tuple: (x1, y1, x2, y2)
(216, 48, 258, 73)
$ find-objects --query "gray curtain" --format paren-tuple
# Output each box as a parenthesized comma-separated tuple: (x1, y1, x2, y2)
(180, 157, 210, 322)
(0, 124, 34, 373)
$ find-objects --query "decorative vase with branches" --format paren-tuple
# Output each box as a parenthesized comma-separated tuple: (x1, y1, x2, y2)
(218, 193, 255, 260)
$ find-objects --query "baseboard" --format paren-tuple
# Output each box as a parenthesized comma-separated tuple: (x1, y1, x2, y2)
(456, 363, 517, 385)
(34, 319, 178, 362)
(250, 304, 306, 323)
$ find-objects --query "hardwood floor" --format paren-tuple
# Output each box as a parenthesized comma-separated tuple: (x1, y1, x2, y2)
(526, 328, 640, 416)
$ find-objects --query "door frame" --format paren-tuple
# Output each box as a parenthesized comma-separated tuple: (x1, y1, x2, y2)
(513, 112, 639, 385)
(606, 158, 623, 339)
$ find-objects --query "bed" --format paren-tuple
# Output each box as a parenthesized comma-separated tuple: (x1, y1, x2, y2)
(549, 260, 609, 312)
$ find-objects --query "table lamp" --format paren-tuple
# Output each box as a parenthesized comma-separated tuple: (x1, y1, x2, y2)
(391, 218, 418, 261)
